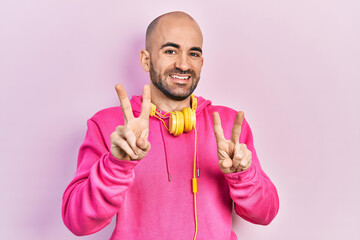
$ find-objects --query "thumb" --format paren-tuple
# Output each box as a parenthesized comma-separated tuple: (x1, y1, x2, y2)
(137, 129, 150, 150)
(139, 128, 149, 139)
(221, 158, 232, 168)
(136, 137, 150, 150)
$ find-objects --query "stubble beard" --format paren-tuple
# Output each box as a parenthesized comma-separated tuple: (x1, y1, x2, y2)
(149, 61, 200, 101)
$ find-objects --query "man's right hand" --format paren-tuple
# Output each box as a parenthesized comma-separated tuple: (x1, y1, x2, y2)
(110, 84, 151, 160)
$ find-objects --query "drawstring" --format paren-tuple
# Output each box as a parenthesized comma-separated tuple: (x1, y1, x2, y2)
(158, 119, 171, 182)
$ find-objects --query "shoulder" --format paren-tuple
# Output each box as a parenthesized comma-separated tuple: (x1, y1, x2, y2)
(207, 104, 237, 115)
(196, 96, 236, 115)
(201, 100, 251, 132)
(90, 106, 124, 127)
(203, 103, 238, 122)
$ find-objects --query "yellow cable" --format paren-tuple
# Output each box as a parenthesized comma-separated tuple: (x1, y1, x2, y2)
(193, 193, 198, 240)
(153, 114, 170, 131)
(193, 127, 198, 240)
(156, 111, 170, 118)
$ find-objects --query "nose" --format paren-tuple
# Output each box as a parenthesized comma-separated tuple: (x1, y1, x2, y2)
(175, 52, 190, 71)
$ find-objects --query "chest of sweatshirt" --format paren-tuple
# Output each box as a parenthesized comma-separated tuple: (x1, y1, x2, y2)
(90, 102, 243, 192)
(92, 104, 228, 180)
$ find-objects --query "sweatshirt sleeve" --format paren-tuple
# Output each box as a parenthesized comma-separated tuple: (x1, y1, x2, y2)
(224, 119, 279, 225)
(62, 118, 139, 236)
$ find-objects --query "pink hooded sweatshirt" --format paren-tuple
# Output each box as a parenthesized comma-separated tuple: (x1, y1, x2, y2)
(62, 95, 279, 240)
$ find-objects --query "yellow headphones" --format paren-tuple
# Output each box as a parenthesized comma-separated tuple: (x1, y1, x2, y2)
(150, 94, 197, 136)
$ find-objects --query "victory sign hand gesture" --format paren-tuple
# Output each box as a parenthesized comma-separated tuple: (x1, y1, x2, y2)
(213, 111, 252, 174)
(110, 84, 151, 161)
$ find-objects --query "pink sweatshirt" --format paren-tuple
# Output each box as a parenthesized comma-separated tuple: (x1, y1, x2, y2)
(62, 95, 279, 240)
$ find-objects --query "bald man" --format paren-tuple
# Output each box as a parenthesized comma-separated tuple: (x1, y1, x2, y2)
(62, 12, 279, 240)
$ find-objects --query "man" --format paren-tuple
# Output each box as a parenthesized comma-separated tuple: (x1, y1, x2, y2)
(62, 11, 279, 240)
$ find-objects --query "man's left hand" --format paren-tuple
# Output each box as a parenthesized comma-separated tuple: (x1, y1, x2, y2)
(213, 111, 252, 174)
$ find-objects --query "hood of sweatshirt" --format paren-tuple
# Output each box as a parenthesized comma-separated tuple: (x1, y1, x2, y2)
(130, 95, 212, 181)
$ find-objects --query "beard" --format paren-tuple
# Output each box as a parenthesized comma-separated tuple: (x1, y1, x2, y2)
(149, 61, 200, 101)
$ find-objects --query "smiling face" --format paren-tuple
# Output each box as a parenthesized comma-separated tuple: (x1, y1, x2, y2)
(141, 12, 204, 101)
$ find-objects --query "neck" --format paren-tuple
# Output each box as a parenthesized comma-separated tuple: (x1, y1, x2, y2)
(150, 84, 191, 112)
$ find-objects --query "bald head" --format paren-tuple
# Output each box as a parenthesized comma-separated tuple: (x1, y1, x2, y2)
(145, 11, 203, 51)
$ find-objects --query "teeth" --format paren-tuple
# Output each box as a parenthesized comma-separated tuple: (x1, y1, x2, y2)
(171, 75, 189, 80)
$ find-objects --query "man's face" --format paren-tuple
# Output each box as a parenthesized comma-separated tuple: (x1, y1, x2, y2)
(148, 17, 203, 101)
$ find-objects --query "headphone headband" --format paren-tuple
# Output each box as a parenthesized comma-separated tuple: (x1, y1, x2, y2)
(190, 94, 197, 112)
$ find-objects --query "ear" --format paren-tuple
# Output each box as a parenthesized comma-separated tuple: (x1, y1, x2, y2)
(140, 49, 151, 72)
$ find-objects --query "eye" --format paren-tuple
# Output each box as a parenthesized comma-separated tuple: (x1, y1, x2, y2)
(190, 52, 201, 57)
(165, 49, 176, 54)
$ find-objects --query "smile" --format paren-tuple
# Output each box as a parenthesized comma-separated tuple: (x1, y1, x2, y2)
(170, 75, 190, 80)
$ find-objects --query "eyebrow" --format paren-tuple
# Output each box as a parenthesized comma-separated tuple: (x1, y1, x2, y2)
(190, 47, 202, 54)
(160, 42, 203, 54)
(161, 42, 180, 49)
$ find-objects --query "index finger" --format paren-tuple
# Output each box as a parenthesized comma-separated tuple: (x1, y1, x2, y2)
(115, 84, 134, 122)
(139, 85, 151, 120)
(231, 111, 244, 143)
(213, 112, 226, 143)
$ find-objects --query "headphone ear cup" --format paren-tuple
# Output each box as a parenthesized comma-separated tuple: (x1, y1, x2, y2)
(169, 111, 184, 136)
(182, 107, 196, 132)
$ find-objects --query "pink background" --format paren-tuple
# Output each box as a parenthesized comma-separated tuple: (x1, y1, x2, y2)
(1, 0, 359, 239)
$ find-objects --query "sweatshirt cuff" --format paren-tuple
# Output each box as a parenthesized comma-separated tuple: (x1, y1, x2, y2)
(104, 152, 139, 177)
(224, 164, 256, 184)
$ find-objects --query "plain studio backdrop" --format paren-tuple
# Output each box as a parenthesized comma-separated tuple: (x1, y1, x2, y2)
(1, 0, 359, 239)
